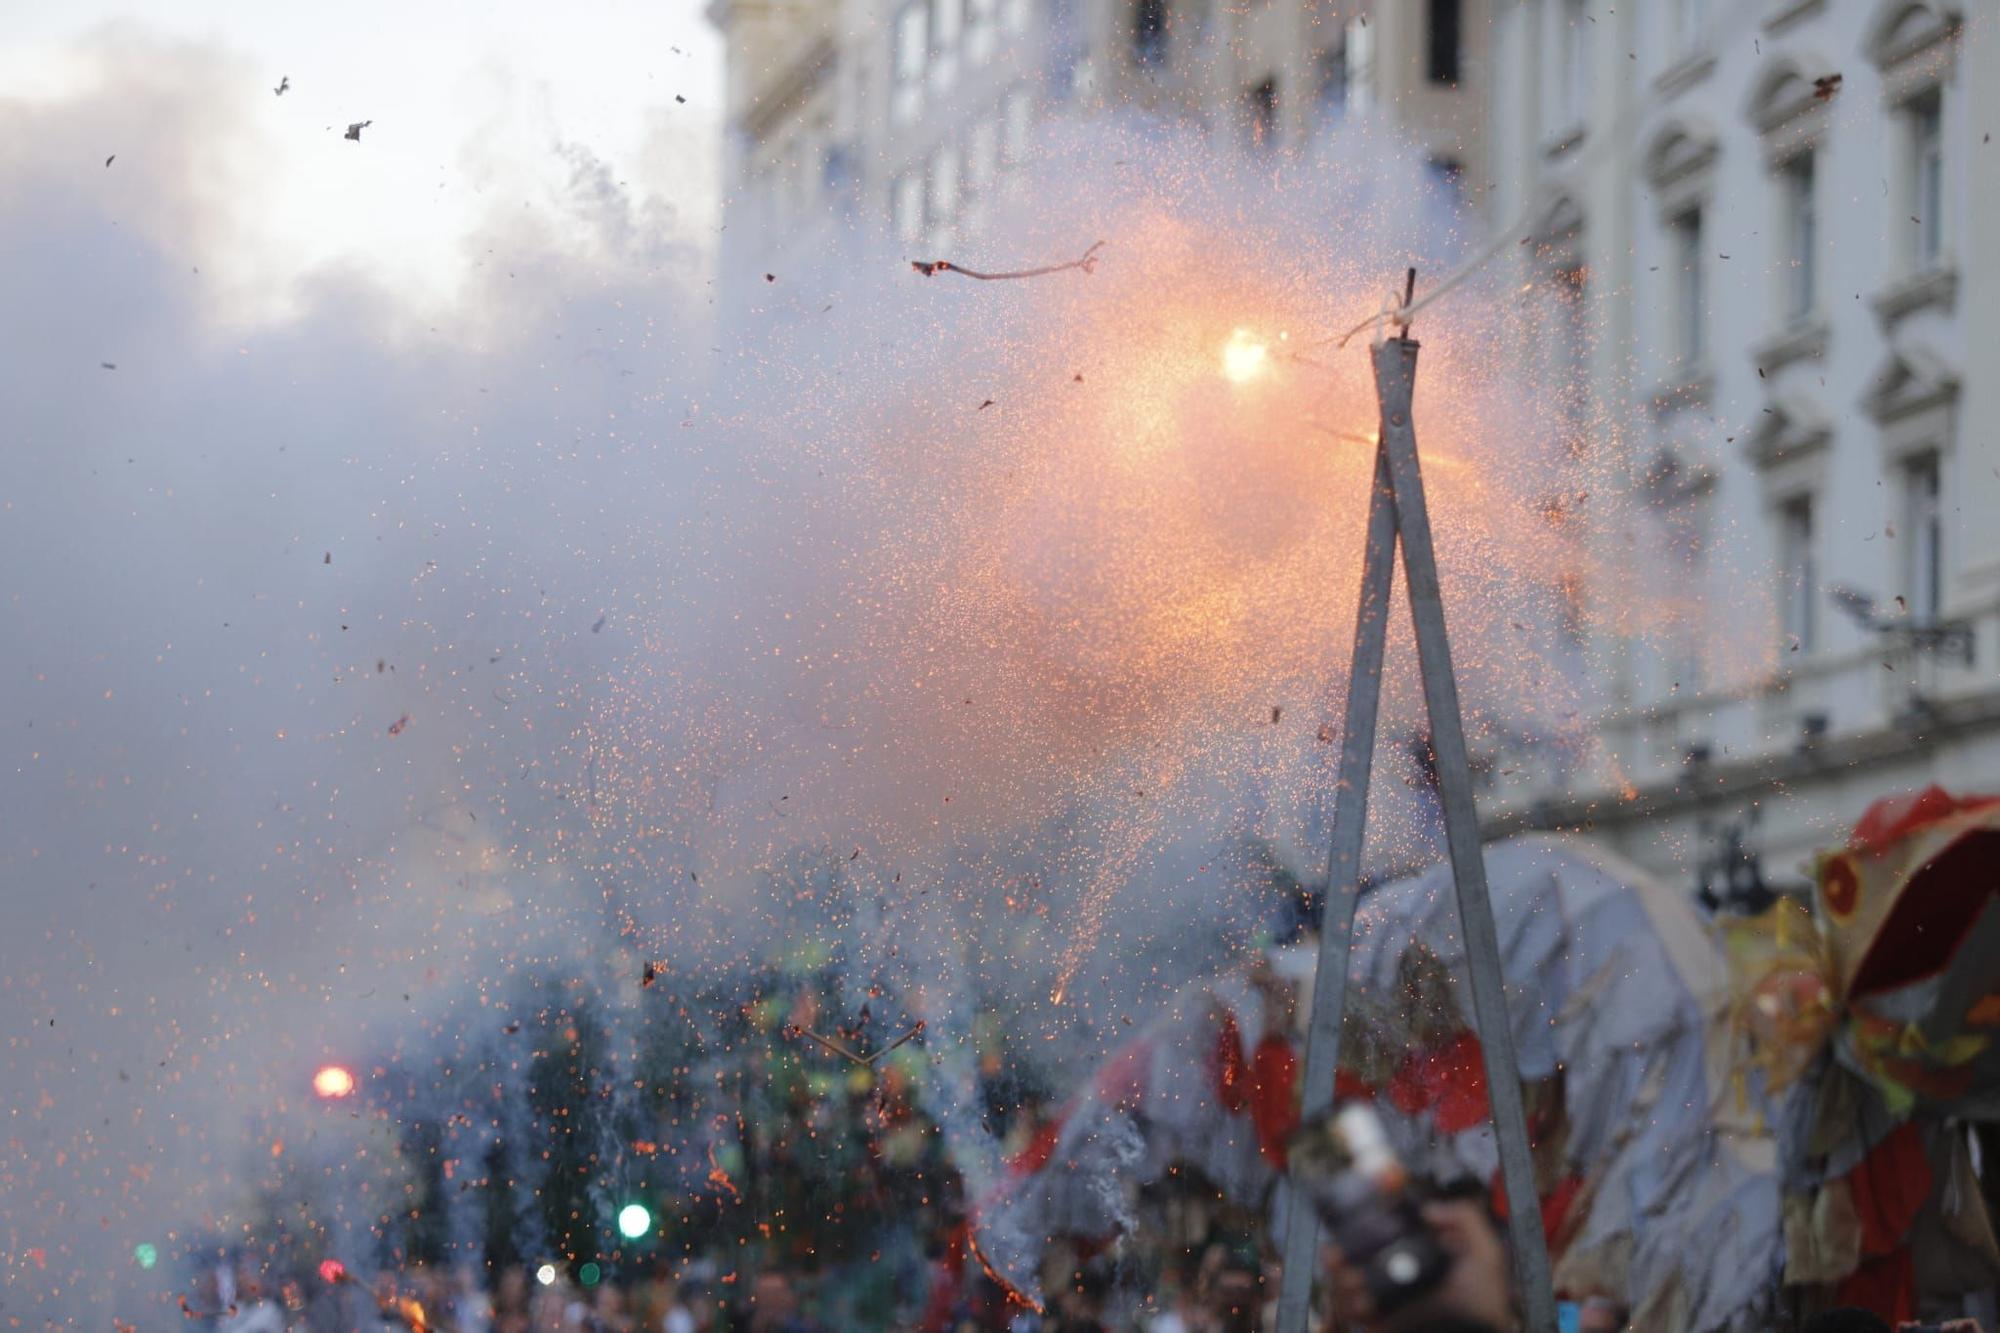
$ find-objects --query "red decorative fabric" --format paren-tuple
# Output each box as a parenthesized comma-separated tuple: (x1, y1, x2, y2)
(1846, 1122, 1931, 1257)
(1250, 1034, 1300, 1168)
(1010, 1119, 1061, 1177)
(1835, 1249, 1916, 1326)
(1094, 1041, 1149, 1111)
(1848, 786, 2000, 854)
(1821, 1123, 1929, 1324)
(1334, 1068, 1375, 1103)
(1491, 1172, 1585, 1252)
(1389, 1032, 1491, 1133)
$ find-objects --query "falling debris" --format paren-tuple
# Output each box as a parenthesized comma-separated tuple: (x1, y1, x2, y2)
(323, 551, 331, 564)
(912, 240, 1104, 282)
(104, 155, 115, 168)
(675, 94, 687, 104)
(100, 362, 116, 370)
(641, 961, 660, 988)
(591, 614, 607, 634)
(1270, 705, 1283, 725)
(764, 273, 775, 283)
(977, 399, 996, 410)
(344, 120, 372, 141)
(388, 714, 410, 736)
(274, 75, 290, 96)
(706, 1143, 741, 1201)
(1812, 73, 1843, 101)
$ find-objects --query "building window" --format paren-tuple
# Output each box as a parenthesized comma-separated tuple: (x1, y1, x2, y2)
(1779, 495, 1817, 652)
(823, 144, 856, 216)
(893, 2, 928, 124)
(1780, 151, 1816, 320)
(968, 114, 1000, 194)
(966, 0, 998, 63)
(1426, 156, 1464, 204)
(1906, 90, 1945, 269)
(1665, 498, 1708, 691)
(1557, 569, 1587, 647)
(892, 171, 924, 243)
(1673, 0, 1706, 53)
(929, 143, 962, 230)
(1243, 77, 1278, 152)
(1001, 86, 1033, 165)
(1134, 0, 1168, 67)
(1553, 261, 1588, 454)
(1314, 43, 1348, 128)
(1562, 0, 1591, 124)
(1903, 452, 1943, 621)
(931, 0, 963, 92)
(1670, 207, 1704, 365)
(1428, 0, 1462, 85)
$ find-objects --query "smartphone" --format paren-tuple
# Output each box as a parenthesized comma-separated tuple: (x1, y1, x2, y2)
(1288, 1102, 1451, 1315)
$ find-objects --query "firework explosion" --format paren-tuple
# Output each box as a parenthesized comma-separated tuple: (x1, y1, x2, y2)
(579, 120, 1607, 1078)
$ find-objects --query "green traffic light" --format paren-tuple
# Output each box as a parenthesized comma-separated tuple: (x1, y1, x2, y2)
(578, 1262, 602, 1287)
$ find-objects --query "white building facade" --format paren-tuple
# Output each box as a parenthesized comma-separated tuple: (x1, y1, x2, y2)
(707, 0, 2000, 894)
(706, 0, 1492, 275)
(1480, 0, 2000, 892)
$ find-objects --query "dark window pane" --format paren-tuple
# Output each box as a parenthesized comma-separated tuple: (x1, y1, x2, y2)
(1429, 0, 1462, 84)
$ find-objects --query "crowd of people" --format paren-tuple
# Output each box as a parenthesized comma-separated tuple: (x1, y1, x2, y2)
(193, 1258, 801, 1333)
(183, 1208, 1988, 1332)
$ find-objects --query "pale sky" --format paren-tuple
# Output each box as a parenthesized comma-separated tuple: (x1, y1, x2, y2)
(0, 0, 725, 316)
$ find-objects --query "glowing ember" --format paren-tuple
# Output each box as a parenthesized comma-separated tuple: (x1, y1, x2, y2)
(310, 1064, 356, 1099)
(1220, 327, 1269, 383)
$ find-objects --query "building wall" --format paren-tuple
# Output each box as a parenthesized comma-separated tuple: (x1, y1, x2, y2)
(707, 0, 1998, 891)
(1481, 0, 2000, 889)
(707, 0, 1493, 273)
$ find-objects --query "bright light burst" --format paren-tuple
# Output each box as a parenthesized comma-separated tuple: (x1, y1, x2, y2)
(616, 1203, 653, 1239)
(1220, 328, 1269, 383)
(310, 1064, 356, 1100)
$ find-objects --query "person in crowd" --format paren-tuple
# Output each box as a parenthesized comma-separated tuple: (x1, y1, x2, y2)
(490, 1266, 531, 1333)
(745, 1269, 819, 1333)
(1145, 1251, 1205, 1333)
(1323, 1197, 1514, 1333)
(215, 1262, 284, 1333)
(1207, 1250, 1263, 1333)
(1047, 1261, 1112, 1333)
(587, 1282, 635, 1333)
(659, 1277, 714, 1333)
(528, 1272, 570, 1332)
(455, 1267, 495, 1333)
(1803, 1311, 1894, 1333)
(1574, 1295, 1625, 1333)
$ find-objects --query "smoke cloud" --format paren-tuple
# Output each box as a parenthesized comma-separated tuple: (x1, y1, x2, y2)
(2, 30, 1615, 1325)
